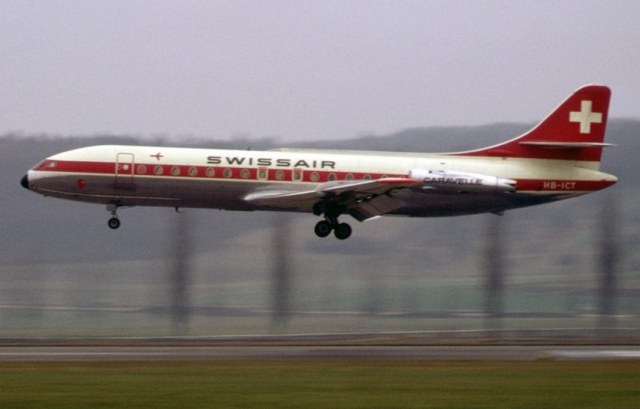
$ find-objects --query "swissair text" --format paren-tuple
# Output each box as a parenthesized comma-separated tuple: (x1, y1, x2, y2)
(206, 156, 336, 169)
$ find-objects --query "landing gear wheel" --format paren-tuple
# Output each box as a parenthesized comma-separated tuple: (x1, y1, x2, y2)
(312, 199, 353, 239)
(108, 217, 121, 230)
(314, 220, 332, 238)
(334, 223, 352, 240)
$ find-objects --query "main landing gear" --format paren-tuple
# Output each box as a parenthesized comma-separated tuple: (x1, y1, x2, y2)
(313, 202, 352, 240)
(314, 219, 352, 240)
(107, 204, 121, 230)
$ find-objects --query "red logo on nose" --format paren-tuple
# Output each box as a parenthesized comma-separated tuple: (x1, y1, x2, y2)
(77, 179, 86, 189)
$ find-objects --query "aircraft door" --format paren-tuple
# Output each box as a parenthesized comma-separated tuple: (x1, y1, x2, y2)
(115, 153, 135, 188)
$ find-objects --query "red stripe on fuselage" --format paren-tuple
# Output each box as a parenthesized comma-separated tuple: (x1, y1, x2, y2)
(33, 160, 400, 184)
(34, 159, 614, 193)
(516, 179, 615, 192)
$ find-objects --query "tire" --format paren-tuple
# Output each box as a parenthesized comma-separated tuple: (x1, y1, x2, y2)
(108, 217, 121, 230)
(314, 220, 332, 238)
(334, 223, 352, 240)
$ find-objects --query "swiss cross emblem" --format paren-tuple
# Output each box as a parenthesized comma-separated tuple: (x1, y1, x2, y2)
(569, 100, 602, 134)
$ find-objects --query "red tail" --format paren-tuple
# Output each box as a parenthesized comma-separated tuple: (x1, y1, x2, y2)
(456, 84, 611, 162)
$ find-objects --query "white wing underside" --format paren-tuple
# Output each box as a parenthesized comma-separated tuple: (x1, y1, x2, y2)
(244, 177, 420, 221)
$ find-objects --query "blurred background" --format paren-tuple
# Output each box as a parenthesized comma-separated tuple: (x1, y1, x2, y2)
(2, 1, 639, 341)
(2, 121, 638, 340)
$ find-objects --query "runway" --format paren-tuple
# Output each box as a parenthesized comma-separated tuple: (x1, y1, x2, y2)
(1, 344, 639, 362)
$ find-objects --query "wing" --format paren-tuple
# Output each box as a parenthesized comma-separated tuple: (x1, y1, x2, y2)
(244, 177, 420, 221)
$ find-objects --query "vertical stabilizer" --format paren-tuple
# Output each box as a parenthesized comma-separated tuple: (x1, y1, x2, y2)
(455, 85, 612, 163)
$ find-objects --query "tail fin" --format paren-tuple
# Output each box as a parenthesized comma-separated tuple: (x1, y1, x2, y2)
(455, 84, 612, 163)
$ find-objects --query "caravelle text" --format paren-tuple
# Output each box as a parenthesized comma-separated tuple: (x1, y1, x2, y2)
(423, 176, 483, 186)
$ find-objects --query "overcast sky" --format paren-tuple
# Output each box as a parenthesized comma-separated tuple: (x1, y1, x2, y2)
(1, 0, 638, 141)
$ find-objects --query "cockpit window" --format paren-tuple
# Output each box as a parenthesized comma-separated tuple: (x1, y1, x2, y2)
(34, 160, 57, 170)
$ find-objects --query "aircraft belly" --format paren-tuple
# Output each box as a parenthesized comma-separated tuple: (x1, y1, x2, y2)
(29, 172, 576, 217)
(389, 190, 558, 217)
(30, 173, 261, 210)
(118, 177, 265, 210)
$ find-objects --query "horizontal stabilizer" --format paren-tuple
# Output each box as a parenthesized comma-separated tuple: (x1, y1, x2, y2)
(519, 141, 615, 148)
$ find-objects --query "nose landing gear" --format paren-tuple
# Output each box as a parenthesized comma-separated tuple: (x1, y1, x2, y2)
(107, 204, 121, 230)
(108, 217, 121, 229)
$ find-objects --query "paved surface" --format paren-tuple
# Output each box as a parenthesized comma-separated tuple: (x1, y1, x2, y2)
(1, 345, 639, 362)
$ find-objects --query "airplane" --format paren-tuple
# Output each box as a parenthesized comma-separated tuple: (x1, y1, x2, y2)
(21, 84, 617, 240)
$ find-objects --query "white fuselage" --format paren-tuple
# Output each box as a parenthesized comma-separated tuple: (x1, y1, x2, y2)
(25, 144, 616, 218)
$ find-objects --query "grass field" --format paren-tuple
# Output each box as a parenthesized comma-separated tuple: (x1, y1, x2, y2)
(0, 360, 638, 408)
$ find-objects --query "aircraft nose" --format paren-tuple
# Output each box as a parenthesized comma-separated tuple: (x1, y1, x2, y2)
(20, 174, 29, 189)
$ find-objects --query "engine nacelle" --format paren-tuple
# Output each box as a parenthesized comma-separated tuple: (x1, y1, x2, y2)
(408, 169, 517, 193)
